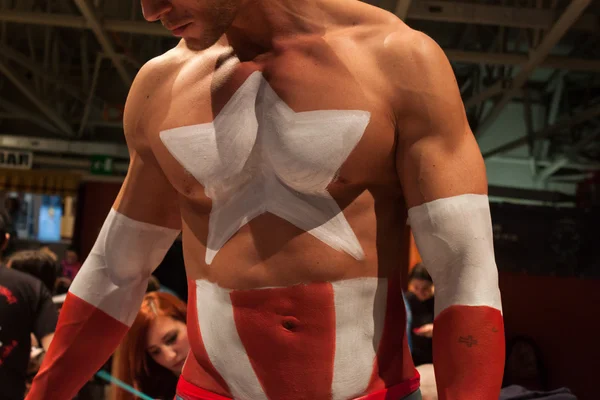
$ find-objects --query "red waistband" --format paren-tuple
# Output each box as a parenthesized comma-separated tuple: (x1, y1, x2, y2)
(176, 371, 420, 400)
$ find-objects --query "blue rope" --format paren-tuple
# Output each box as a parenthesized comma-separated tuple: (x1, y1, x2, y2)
(95, 370, 155, 400)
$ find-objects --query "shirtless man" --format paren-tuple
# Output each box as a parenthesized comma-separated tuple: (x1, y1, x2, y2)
(27, 0, 504, 399)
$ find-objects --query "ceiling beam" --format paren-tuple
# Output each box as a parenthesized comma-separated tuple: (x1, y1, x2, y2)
(407, 0, 598, 32)
(445, 50, 600, 73)
(488, 156, 600, 172)
(0, 43, 89, 103)
(464, 81, 505, 109)
(535, 129, 600, 182)
(0, 10, 171, 36)
(5, 11, 598, 73)
(475, 0, 591, 137)
(73, 0, 132, 86)
(0, 98, 61, 134)
(395, 0, 412, 20)
(79, 55, 104, 136)
(482, 102, 600, 159)
(2, 6, 597, 38)
(0, 60, 74, 135)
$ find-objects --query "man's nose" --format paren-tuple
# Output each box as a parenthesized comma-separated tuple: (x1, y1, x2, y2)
(141, 0, 171, 22)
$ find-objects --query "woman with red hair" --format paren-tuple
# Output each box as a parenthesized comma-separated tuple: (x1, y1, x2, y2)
(110, 292, 190, 400)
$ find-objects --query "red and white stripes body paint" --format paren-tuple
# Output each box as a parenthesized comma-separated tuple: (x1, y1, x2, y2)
(409, 194, 505, 399)
(181, 277, 419, 400)
(26, 210, 180, 400)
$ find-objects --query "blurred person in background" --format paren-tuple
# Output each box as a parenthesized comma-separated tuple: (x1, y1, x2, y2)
(110, 291, 189, 400)
(503, 336, 549, 391)
(0, 207, 16, 259)
(7, 250, 61, 294)
(405, 263, 435, 366)
(39, 246, 58, 262)
(6, 249, 63, 388)
(0, 211, 58, 400)
(61, 246, 82, 281)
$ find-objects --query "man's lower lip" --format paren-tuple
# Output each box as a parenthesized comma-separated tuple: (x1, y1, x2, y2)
(172, 24, 189, 36)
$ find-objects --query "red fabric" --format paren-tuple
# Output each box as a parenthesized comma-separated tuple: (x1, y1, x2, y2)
(26, 292, 128, 400)
(177, 376, 233, 400)
(433, 305, 505, 400)
(230, 282, 336, 400)
(176, 375, 421, 400)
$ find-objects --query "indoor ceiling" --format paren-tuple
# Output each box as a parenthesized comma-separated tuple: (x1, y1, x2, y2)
(0, 0, 598, 189)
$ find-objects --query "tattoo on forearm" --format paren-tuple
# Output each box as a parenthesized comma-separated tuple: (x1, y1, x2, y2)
(458, 335, 478, 347)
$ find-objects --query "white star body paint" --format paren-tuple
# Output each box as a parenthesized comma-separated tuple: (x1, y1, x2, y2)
(161, 72, 370, 264)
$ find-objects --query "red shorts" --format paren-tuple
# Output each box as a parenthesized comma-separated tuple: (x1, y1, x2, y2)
(175, 373, 421, 400)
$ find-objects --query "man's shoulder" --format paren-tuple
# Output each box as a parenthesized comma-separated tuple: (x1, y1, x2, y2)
(369, 21, 463, 139)
(340, 17, 452, 101)
(133, 44, 190, 91)
(135, 40, 228, 89)
(124, 42, 222, 139)
(374, 22, 450, 81)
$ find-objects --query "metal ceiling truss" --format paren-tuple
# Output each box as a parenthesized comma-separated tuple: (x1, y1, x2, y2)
(406, 0, 598, 32)
(483, 102, 600, 159)
(0, 58, 74, 135)
(0, 0, 597, 185)
(73, 0, 132, 86)
(473, 0, 592, 138)
(2, 7, 599, 72)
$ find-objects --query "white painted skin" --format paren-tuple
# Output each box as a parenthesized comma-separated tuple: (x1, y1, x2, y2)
(194, 277, 387, 400)
(195, 280, 269, 400)
(408, 194, 503, 318)
(160, 71, 370, 264)
(330, 278, 387, 400)
(69, 209, 180, 325)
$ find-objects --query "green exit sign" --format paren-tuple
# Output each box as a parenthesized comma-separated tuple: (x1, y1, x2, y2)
(90, 155, 114, 175)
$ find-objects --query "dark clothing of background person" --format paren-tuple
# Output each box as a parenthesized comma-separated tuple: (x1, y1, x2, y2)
(405, 291, 434, 366)
(0, 265, 58, 400)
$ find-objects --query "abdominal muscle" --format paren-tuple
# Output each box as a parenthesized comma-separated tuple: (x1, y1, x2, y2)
(178, 194, 414, 399)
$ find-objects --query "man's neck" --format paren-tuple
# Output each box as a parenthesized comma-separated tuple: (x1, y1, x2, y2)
(226, 0, 348, 60)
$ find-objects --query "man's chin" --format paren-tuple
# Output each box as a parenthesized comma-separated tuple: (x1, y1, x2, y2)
(182, 38, 207, 51)
(182, 31, 224, 51)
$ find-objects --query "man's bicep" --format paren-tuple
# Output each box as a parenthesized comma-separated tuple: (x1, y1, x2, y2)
(113, 148, 181, 230)
(398, 130, 487, 208)
(393, 33, 487, 207)
(116, 60, 181, 230)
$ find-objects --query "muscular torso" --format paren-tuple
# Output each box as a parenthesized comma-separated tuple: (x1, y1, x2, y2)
(132, 15, 417, 399)
(143, 32, 406, 288)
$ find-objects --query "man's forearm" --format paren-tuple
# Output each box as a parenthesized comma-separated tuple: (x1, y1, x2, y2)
(433, 305, 504, 399)
(408, 194, 505, 399)
(27, 209, 180, 399)
(26, 293, 131, 399)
